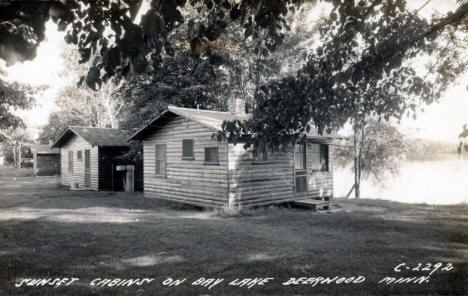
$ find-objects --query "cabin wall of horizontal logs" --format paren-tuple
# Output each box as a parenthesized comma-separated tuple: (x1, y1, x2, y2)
(228, 144, 295, 207)
(60, 135, 99, 190)
(141, 114, 336, 208)
(228, 142, 334, 208)
(142, 117, 229, 207)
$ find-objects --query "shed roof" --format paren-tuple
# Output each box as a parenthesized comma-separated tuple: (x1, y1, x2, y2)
(51, 126, 129, 148)
(30, 144, 59, 154)
(129, 106, 345, 141)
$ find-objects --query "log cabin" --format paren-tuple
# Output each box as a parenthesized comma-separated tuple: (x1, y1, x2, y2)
(30, 143, 60, 176)
(129, 99, 345, 208)
(51, 126, 136, 191)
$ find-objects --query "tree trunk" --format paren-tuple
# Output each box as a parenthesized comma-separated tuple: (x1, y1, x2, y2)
(18, 143, 22, 168)
(345, 184, 355, 199)
(12, 145, 17, 168)
(354, 155, 360, 199)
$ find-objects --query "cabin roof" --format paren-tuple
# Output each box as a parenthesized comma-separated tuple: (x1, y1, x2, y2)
(30, 144, 59, 154)
(129, 106, 250, 141)
(51, 126, 129, 148)
(129, 106, 346, 141)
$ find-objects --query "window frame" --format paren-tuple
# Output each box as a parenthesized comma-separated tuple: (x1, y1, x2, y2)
(155, 144, 167, 177)
(310, 143, 329, 172)
(182, 139, 194, 160)
(77, 150, 82, 161)
(204, 146, 219, 165)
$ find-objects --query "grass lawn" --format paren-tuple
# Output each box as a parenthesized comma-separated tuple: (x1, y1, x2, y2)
(0, 175, 466, 295)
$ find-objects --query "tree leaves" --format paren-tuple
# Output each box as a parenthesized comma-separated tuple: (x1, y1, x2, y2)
(85, 66, 101, 91)
(0, 79, 35, 129)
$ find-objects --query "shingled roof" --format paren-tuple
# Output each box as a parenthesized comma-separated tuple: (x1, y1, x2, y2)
(129, 106, 345, 141)
(30, 144, 59, 154)
(51, 126, 129, 148)
(128, 106, 250, 141)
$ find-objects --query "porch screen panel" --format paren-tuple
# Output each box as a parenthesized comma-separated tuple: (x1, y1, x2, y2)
(311, 143, 329, 172)
(294, 143, 307, 193)
(294, 144, 306, 170)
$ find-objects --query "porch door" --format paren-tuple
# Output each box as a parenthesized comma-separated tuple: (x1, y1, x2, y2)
(294, 143, 307, 194)
(84, 149, 91, 188)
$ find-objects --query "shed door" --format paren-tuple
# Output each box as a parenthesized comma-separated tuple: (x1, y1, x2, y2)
(84, 149, 91, 188)
(294, 143, 307, 194)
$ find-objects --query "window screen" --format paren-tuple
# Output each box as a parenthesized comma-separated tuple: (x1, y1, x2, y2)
(204, 147, 218, 164)
(68, 151, 73, 173)
(182, 139, 194, 159)
(295, 175, 307, 192)
(311, 143, 329, 172)
(294, 143, 306, 170)
(155, 144, 166, 176)
(294, 143, 307, 193)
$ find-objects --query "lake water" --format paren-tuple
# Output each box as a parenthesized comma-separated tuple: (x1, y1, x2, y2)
(333, 155, 468, 205)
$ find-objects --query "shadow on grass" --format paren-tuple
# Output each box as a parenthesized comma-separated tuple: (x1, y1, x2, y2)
(0, 179, 467, 295)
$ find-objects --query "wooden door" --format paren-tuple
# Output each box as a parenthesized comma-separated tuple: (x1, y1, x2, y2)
(84, 149, 91, 188)
(294, 143, 307, 194)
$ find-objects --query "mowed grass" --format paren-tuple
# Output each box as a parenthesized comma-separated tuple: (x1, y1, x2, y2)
(0, 175, 466, 296)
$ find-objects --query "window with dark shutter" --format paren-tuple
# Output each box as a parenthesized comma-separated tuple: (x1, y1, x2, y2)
(68, 151, 73, 173)
(182, 139, 194, 160)
(77, 150, 82, 161)
(155, 144, 166, 176)
(204, 147, 218, 165)
(321, 144, 329, 172)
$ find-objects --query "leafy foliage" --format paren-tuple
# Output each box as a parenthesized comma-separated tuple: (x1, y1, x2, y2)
(217, 1, 468, 151)
(459, 124, 468, 139)
(335, 119, 407, 197)
(38, 43, 125, 144)
(2, 0, 468, 149)
(0, 79, 34, 130)
(116, 50, 229, 130)
(0, 127, 33, 166)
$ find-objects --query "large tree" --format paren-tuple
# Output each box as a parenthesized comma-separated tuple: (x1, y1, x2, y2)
(116, 2, 316, 131)
(218, 1, 468, 150)
(0, 127, 33, 167)
(0, 79, 34, 130)
(2, 1, 468, 143)
(336, 119, 407, 198)
(38, 42, 125, 144)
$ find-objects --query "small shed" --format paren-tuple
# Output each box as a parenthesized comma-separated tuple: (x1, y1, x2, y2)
(30, 144, 60, 176)
(51, 126, 137, 191)
(129, 102, 345, 209)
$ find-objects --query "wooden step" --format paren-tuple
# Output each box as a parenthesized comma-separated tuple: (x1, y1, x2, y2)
(292, 198, 331, 211)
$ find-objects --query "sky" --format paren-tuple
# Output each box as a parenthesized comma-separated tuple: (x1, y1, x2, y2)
(2, 21, 65, 139)
(2, 0, 467, 143)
